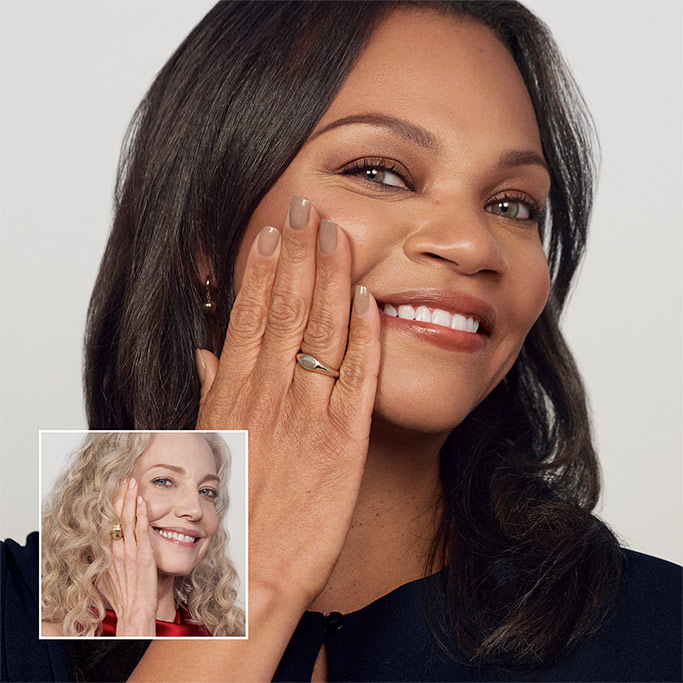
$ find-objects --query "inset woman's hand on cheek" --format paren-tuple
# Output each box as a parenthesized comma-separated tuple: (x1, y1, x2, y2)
(96, 478, 158, 636)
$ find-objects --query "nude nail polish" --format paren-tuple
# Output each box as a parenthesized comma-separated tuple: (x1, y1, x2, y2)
(319, 219, 337, 254)
(354, 285, 369, 315)
(258, 226, 280, 256)
(289, 195, 310, 230)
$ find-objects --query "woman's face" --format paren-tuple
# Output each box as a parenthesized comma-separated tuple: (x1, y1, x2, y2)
(130, 433, 220, 577)
(235, 10, 551, 435)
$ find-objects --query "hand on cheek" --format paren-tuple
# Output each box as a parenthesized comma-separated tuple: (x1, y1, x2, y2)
(195, 195, 381, 611)
(96, 478, 159, 636)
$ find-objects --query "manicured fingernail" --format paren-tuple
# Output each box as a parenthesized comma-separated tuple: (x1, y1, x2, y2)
(128, 477, 136, 489)
(258, 226, 280, 256)
(318, 220, 337, 254)
(195, 349, 206, 384)
(137, 496, 144, 506)
(354, 285, 369, 315)
(288, 195, 310, 230)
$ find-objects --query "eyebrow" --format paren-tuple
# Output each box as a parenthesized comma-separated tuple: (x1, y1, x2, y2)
(308, 113, 439, 151)
(307, 112, 550, 175)
(147, 463, 220, 483)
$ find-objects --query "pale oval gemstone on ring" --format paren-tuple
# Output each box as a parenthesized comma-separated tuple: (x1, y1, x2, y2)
(296, 352, 340, 378)
(299, 354, 318, 370)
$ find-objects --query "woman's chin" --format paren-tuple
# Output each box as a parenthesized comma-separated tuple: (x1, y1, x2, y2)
(372, 390, 469, 436)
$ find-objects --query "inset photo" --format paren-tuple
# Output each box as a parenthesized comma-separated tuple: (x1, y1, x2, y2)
(39, 430, 247, 639)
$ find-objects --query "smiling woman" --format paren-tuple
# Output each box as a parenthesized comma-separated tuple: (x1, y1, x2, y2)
(3, 1, 677, 681)
(39, 432, 245, 639)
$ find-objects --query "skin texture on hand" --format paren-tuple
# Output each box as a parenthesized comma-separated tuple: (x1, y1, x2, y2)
(196, 195, 381, 610)
(97, 478, 159, 636)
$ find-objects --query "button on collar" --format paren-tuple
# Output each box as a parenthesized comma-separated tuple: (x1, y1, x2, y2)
(323, 611, 344, 633)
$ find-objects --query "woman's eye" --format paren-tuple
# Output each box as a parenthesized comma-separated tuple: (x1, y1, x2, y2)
(152, 477, 173, 488)
(485, 197, 539, 222)
(359, 167, 405, 188)
(340, 158, 411, 190)
(200, 488, 218, 501)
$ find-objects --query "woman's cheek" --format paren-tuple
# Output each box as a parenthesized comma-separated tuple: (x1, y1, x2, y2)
(137, 490, 160, 521)
(522, 246, 551, 324)
(205, 506, 220, 540)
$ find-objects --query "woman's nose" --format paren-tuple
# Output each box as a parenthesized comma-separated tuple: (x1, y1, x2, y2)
(174, 489, 203, 520)
(402, 200, 509, 276)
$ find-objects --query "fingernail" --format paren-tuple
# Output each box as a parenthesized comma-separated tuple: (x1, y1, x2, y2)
(195, 349, 206, 385)
(137, 496, 144, 506)
(318, 219, 337, 254)
(128, 477, 136, 489)
(353, 285, 369, 315)
(258, 225, 280, 257)
(288, 195, 310, 230)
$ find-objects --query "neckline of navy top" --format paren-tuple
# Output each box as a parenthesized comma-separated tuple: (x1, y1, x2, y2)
(2, 532, 681, 682)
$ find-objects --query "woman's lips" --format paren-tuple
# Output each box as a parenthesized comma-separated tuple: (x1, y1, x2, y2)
(380, 312, 486, 352)
(373, 288, 495, 352)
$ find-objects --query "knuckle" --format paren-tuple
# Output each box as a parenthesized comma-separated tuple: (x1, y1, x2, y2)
(282, 234, 309, 262)
(303, 310, 342, 349)
(229, 300, 267, 338)
(315, 262, 338, 290)
(339, 354, 366, 392)
(267, 292, 308, 335)
(349, 319, 374, 348)
(243, 257, 275, 291)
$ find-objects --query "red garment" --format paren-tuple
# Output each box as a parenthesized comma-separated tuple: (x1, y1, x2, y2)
(99, 607, 211, 637)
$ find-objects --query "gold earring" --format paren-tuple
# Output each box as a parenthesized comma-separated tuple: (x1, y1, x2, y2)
(205, 278, 213, 310)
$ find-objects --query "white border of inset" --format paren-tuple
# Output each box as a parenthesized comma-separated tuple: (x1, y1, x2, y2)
(38, 429, 248, 640)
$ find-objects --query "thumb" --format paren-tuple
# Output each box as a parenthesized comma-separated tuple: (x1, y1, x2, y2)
(195, 348, 219, 400)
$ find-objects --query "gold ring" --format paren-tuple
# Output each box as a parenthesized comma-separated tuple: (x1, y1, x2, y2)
(110, 523, 123, 541)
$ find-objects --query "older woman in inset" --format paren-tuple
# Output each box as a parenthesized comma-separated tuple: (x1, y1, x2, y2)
(40, 432, 244, 637)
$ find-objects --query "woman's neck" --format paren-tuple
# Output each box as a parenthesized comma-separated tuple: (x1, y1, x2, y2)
(308, 419, 449, 615)
(155, 574, 178, 621)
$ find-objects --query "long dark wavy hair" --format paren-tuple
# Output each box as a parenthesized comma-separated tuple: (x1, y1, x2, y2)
(83, 0, 623, 674)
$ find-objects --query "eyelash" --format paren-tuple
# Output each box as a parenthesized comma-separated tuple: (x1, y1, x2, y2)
(151, 477, 219, 501)
(339, 157, 545, 223)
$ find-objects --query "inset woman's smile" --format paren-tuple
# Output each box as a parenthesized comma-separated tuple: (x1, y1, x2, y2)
(153, 527, 202, 547)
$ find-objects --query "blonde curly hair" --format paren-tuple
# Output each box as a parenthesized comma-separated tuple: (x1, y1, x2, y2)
(41, 432, 245, 636)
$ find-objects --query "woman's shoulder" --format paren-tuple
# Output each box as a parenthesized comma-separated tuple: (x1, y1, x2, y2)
(1, 531, 40, 607)
(529, 548, 682, 682)
(1, 532, 73, 682)
(611, 547, 682, 636)
(617, 547, 682, 628)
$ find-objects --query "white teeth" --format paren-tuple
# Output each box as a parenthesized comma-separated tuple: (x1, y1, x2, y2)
(431, 308, 452, 327)
(415, 305, 431, 322)
(451, 313, 466, 331)
(155, 529, 197, 543)
(397, 304, 416, 320)
(382, 303, 480, 333)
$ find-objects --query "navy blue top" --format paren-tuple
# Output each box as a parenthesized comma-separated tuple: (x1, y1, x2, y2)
(3, 532, 681, 682)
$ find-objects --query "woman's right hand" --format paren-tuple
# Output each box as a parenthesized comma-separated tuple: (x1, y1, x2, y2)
(96, 478, 158, 636)
(195, 195, 381, 612)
